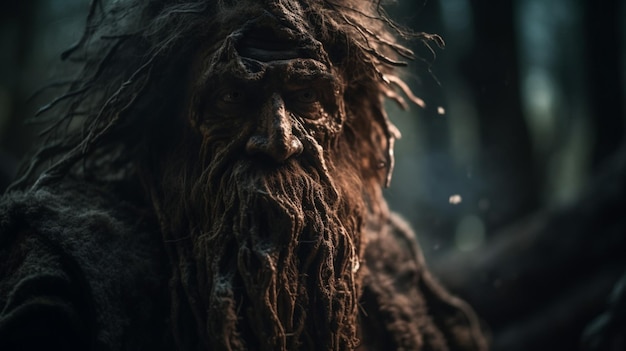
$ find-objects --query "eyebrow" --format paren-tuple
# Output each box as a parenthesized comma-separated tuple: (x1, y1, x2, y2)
(275, 60, 335, 82)
(282, 72, 336, 90)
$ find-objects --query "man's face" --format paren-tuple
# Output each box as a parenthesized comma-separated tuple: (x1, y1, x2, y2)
(188, 13, 346, 168)
(206, 60, 340, 161)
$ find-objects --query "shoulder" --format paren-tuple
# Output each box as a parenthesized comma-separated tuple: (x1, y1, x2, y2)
(0, 179, 170, 351)
(360, 212, 489, 351)
(0, 179, 161, 269)
(1, 179, 149, 234)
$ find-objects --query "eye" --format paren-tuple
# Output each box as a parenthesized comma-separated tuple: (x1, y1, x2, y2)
(284, 88, 328, 120)
(292, 89, 318, 103)
(220, 89, 247, 103)
(209, 87, 252, 117)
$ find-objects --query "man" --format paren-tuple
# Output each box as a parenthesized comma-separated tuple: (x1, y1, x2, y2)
(0, 0, 487, 350)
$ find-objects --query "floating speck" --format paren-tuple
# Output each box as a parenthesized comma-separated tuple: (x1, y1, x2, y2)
(449, 194, 462, 205)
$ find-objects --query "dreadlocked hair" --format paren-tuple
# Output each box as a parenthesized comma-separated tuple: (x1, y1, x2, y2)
(11, 0, 442, 196)
(11, 1, 447, 350)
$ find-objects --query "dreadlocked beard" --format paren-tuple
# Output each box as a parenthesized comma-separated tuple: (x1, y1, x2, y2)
(152, 129, 368, 351)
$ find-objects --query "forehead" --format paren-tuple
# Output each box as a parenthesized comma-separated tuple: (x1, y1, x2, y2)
(216, 2, 327, 55)
(211, 1, 312, 38)
(193, 6, 335, 86)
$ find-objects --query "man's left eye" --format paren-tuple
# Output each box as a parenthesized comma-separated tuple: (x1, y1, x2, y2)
(292, 89, 318, 104)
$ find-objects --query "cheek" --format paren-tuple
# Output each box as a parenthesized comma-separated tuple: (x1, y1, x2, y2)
(188, 120, 255, 165)
(194, 111, 253, 142)
(300, 109, 344, 144)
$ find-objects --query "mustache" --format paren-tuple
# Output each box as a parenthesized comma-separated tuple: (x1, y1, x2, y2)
(195, 156, 339, 212)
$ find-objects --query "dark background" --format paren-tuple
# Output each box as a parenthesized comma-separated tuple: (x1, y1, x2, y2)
(1, 1, 625, 350)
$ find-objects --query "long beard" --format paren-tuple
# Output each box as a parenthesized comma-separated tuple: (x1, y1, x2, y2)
(156, 137, 367, 350)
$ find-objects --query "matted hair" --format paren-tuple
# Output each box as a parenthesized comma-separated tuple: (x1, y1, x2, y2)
(11, 1, 452, 350)
(12, 0, 441, 194)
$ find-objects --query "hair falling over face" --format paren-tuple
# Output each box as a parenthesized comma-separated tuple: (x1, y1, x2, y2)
(14, 0, 445, 350)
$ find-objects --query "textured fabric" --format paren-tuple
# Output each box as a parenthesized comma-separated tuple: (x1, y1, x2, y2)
(0, 181, 485, 350)
(360, 214, 486, 351)
(0, 181, 170, 351)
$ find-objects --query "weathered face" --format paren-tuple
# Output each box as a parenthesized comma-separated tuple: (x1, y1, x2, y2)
(156, 10, 369, 351)
(188, 12, 346, 167)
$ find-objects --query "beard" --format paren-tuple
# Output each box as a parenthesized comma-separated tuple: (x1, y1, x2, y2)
(154, 133, 368, 351)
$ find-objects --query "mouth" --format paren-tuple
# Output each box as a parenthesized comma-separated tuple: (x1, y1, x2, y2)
(235, 156, 304, 179)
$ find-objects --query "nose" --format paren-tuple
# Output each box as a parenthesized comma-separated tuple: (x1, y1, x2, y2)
(246, 93, 303, 163)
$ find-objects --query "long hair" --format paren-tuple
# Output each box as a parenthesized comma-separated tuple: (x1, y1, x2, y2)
(11, 0, 440, 195)
(12, 1, 444, 350)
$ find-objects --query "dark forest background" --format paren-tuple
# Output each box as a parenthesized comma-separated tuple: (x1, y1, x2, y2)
(1, 0, 625, 350)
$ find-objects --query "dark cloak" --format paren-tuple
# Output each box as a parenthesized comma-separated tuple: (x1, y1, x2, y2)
(0, 179, 486, 351)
